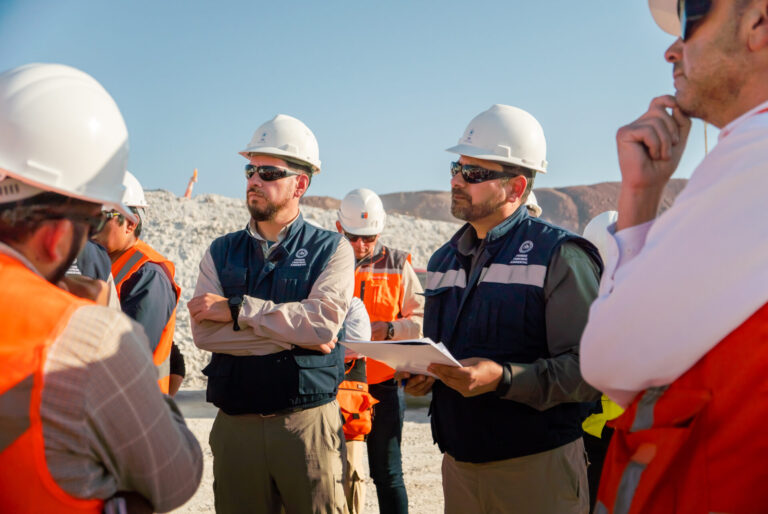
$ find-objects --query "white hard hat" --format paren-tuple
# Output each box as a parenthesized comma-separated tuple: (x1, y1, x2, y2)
(447, 104, 548, 173)
(582, 210, 619, 263)
(338, 188, 386, 236)
(524, 191, 542, 217)
(0, 63, 134, 220)
(649, 0, 681, 37)
(122, 171, 148, 208)
(240, 114, 321, 174)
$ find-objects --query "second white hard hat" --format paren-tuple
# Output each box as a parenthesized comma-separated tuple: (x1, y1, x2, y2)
(648, 0, 681, 37)
(122, 171, 148, 208)
(582, 210, 619, 263)
(338, 188, 386, 236)
(525, 191, 542, 218)
(240, 114, 321, 174)
(0, 63, 134, 219)
(447, 104, 548, 173)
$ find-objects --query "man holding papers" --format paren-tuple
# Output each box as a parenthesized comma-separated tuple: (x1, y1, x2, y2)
(402, 105, 602, 513)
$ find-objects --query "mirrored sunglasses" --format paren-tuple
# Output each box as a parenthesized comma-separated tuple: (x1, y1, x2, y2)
(344, 231, 377, 243)
(244, 164, 302, 181)
(679, 0, 712, 41)
(450, 161, 518, 184)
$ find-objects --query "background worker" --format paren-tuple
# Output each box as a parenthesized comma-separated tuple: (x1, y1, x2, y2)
(189, 114, 354, 514)
(0, 62, 202, 513)
(580, 0, 768, 511)
(402, 104, 602, 514)
(337, 296, 376, 514)
(336, 188, 424, 514)
(93, 171, 181, 395)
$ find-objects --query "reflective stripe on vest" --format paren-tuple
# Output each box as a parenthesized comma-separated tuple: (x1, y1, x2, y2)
(0, 254, 103, 513)
(112, 240, 180, 394)
(355, 246, 411, 384)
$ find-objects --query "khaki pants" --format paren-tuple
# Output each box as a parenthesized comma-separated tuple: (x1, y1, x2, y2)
(442, 438, 589, 514)
(209, 401, 348, 514)
(344, 440, 366, 514)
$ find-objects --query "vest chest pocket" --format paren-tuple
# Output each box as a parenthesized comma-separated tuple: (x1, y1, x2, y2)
(219, 266, 248, 297)
(363, 278, 397, 321)
(273, 268, 311, 303)
(468, 283, 529, 357)
(423, 287, 452, 344)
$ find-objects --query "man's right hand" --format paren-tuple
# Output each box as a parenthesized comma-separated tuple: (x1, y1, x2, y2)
(58, 276, 110, 305)
(395, 371, 435, 396)
(616, 95, 692, 230)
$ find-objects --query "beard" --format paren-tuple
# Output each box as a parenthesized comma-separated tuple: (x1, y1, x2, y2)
(451, 189, 507, 222)
(247, 188, 292, 222)
(49, 223, 86, 284)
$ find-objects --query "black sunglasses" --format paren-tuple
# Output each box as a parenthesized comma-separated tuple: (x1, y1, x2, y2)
(450, 161, 519, 184)
(344, 231, 377, 243)
(679, 0, 711, 41)
(244, 164, 302, 181)
(46, 211, 110, 237)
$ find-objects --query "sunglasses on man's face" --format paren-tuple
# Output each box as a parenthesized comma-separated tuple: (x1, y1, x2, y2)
(450, 161, 518, 184)
(344, 231, 377, 243)
(244, 164, 302, 181)
(679, 0, 712, 41)
(46, 210, 110, 237)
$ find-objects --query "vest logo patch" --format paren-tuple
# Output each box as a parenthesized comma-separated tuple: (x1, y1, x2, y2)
(519, 241, 534, 253)
(291, 249, 308, 267)
(511, 254, 528, 265)
(296, 248, 308, 258)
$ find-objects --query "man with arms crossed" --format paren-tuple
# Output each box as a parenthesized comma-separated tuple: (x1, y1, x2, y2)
(189, 114, 354, 514)
(403, 104, 602, 513)
(580, 1, 768, 512)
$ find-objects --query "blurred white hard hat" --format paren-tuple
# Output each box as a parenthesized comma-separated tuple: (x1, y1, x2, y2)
(525, 191, 542, 217)
(338, 188, 386, 236)
(122, 171, 148, 208)
(583, 210, 619, 262)
(240, 114, 321, 174)
(0, 63, 134, 220)
(447, 104, 548, 173)
(649, 0, 681, 37)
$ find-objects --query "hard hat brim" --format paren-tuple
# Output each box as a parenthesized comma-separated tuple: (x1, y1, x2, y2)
(445, 144, 547, 174)
(337, 216, 382, 236)
(0, 167, 137, 223)
(239, 147, 321, 174)
(649, 0, 681, 36)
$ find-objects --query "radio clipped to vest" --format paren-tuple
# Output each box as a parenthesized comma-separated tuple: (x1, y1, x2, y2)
(337, 358, 378, 441)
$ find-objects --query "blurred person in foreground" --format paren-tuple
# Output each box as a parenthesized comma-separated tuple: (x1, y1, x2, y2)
(0, 63, 201, 513)
(580, 1, 768, 512)
(401, 104, 602, 514)
(189, 114, 353, 513)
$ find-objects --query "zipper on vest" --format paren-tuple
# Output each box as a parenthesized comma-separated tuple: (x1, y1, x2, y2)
(360, 280, 366, 301)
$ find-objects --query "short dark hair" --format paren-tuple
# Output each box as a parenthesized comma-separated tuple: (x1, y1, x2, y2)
(113, 206, 143, 238)
(0, 192, 97, 243)
(500, 164, 536, 203)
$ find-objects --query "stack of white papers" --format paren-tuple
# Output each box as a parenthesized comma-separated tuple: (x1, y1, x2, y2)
(340, 338, 461, 377)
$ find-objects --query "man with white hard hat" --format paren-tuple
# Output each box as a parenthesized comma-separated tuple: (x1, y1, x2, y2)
(580, 1, 768, 511)
(401, 104, 603, 513)
(93, 171, 182, 394)
(336, 188, 424, 514)
(189, 114, 354, 513)
(0, 63, 202, 513)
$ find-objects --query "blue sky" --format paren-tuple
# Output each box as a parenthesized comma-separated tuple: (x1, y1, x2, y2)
(0, 1, 713, 199)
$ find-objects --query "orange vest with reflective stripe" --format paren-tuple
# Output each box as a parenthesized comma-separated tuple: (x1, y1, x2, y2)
(337, 358, 379, 441)
(0, 254, 104, 513)
(596, 302, 768, 514)
(354, 246, 411, 384)
(112, 240, 180, 394)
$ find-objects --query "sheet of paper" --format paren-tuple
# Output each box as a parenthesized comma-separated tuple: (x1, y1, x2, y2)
(340, 337, 461, 377)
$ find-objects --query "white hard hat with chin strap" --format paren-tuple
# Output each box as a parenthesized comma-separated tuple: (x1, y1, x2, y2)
(447, 104, 548, 174)
(240, 114, 321, 174)
(338, 188, 386, 236)
(121, 171, 148, 208)
(0, 63, 134, 221)
(649, 0, 682, 37)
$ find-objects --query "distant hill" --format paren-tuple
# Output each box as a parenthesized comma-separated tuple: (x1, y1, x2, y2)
(301, 179, 689, 233)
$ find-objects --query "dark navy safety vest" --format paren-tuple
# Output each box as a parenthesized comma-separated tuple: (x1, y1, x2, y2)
(203, 214, 346, 415)
(75, 241, 111, 281)
(426, 206, 602, 463)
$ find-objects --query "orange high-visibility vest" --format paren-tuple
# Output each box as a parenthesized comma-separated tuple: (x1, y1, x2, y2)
(595, 302, 768, 514)
(112, 240, 180, 394)
(354, 246, 411, 384)
(337, 358, 379, 441)
(0, 254, 104, 513)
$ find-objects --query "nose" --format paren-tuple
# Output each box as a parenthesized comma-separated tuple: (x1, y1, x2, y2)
(665, 38, 683, 63)
(451, 170, 466, 188)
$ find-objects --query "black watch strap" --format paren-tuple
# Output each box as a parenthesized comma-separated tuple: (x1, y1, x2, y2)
(228, 296, 243, 332)
(495, 363, 513, 397)
(385, 322, 395, 340)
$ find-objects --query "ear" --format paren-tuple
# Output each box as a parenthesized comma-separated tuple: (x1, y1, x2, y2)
(39, 219, 71, 261)
(294, 174, 310, 198)
(507, 175, 528, 202)
(335, 221, 344, 234)
(746, 0, 768, 51)
(124, 218, 138, 235)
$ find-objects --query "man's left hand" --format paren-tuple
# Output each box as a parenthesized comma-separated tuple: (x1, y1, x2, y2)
(188, 293, 232, 323)
(370, 321, 390, 341)
(428, 358, 504, 398)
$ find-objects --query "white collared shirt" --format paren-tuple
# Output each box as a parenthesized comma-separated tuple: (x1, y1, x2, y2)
(580, 100, 768, 407)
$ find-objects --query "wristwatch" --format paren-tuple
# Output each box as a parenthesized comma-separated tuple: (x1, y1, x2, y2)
(227, 296, 243, 332)
(385, 322, 395, 340)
